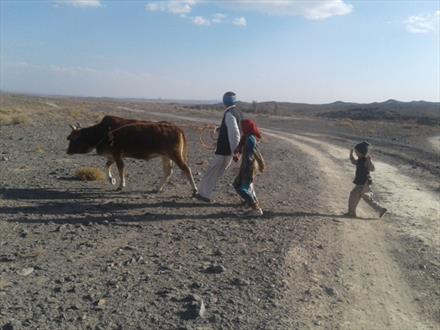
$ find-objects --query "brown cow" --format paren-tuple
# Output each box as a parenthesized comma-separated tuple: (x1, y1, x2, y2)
(67, 115, 197, 194)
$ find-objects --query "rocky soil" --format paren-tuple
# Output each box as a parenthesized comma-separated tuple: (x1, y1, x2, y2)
(0, 95, 439, 329)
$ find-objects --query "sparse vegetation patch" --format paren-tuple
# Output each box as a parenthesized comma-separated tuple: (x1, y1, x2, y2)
(0, 107, 31, 125)
(0, 279, 11, 291)
(75, 167, 105, 181)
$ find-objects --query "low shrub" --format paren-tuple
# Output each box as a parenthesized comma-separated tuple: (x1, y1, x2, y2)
(11, 114, 30, 125)
(75, 167, 105, 181)
(340, 118, 355, 129)
(35, 144, 45, 153)
(0, 279, 10, 291)
(0, 110, 30, 126)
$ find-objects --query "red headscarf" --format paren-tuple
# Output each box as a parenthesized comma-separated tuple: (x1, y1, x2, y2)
(233, 119, 261, 157)
(241, 119, 261, 140)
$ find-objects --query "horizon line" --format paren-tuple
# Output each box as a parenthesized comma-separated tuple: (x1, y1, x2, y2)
(1, 90, 439, 106)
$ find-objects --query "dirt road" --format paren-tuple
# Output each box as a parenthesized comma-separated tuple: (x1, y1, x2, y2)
(428, 135, 440, 152)
(147, 110, 439, 329)
(1, 102, 438, 329)
(264, 130, 438, 330)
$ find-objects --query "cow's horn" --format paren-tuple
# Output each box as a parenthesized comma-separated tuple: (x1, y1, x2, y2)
(69, 124, 77, 130)
(76, 122, 81, 128)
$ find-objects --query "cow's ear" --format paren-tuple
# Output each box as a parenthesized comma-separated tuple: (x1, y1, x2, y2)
(69, 124, 77, 131)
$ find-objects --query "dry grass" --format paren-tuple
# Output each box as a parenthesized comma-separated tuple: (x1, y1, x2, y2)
(45, 110, 64, 121)
(35, 144, 45, 154)
(0, 108, 12, 125)
(64, 108, 103, 125)
(30, 246, 47, 258)
(340, 118, 355, 129)
(402, 123, 420, 130)
(0, 279, 10, 291)
(0, 108, 31, 125)
(11, 114, 30, 125)
(68, 109, 85, 120)
(91, 113, 103, 123)
(75, 167, 105, 181)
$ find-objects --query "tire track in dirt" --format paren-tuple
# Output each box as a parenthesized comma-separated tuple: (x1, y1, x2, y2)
(264, 129, 437, 330)
(428, 135, 440, 152)
(279, 131, 439, 249)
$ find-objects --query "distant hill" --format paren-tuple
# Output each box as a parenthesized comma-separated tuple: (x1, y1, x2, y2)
(0, 91, 218, 105)
(316, 100, 440, 125)
(186, 99, 440, 125)
(1, 91, 439, 125)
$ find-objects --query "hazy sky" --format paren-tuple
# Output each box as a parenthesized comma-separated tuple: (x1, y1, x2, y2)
(1, 0, 439, 103)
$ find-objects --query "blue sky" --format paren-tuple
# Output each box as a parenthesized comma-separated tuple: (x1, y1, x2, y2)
(1, 0, 439, 103)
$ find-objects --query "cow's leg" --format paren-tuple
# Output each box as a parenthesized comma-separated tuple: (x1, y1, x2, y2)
(171, 154, 198, 195)
(115, 158, 126, 191)
(105, 160, 116, 185)
(156, 157, 173, 193)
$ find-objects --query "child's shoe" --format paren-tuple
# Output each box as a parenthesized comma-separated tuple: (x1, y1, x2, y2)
(379, 208, 387, 218)
(342, 212, 356, 218)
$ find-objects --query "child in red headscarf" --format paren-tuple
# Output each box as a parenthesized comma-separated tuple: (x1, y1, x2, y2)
(233, 119, 265, 216)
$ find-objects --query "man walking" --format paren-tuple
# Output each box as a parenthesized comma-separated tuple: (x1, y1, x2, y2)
(196, 91, 243, 202)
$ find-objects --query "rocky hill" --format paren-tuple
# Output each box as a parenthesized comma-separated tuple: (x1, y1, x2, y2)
(187, 99, 440, 125)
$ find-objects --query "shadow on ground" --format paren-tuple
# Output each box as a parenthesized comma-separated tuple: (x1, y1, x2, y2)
(1, 187, 379, 224)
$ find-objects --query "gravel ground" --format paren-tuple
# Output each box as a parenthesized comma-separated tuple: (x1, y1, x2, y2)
(1, 96, 438, 329)
(0, 100, 342, 329)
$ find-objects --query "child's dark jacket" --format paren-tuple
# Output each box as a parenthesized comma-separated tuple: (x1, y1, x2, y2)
(353, 157, 373, 185)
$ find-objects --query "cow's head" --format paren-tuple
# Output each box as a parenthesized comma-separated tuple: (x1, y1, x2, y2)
(66, 123, 94, 154)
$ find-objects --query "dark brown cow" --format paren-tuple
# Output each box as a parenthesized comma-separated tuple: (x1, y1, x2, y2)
(67, 115, 197, 194)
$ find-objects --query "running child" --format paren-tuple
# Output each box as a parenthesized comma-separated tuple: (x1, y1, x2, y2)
(346, 141, 387, 218)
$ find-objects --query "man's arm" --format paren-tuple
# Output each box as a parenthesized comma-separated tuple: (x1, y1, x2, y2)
(349, 148, 357, 165)
(225, 112, 241, 154)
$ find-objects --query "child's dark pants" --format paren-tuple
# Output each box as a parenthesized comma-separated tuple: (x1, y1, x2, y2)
(348, 183, 384, 216)
(233, 176, 257, 206)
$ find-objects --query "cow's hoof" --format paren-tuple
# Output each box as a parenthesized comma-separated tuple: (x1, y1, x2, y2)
(116, 187, 123, 192)
(192, 190, 198, 197)
(154, 188, 162, 194)
(109, 178, 116, 185)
